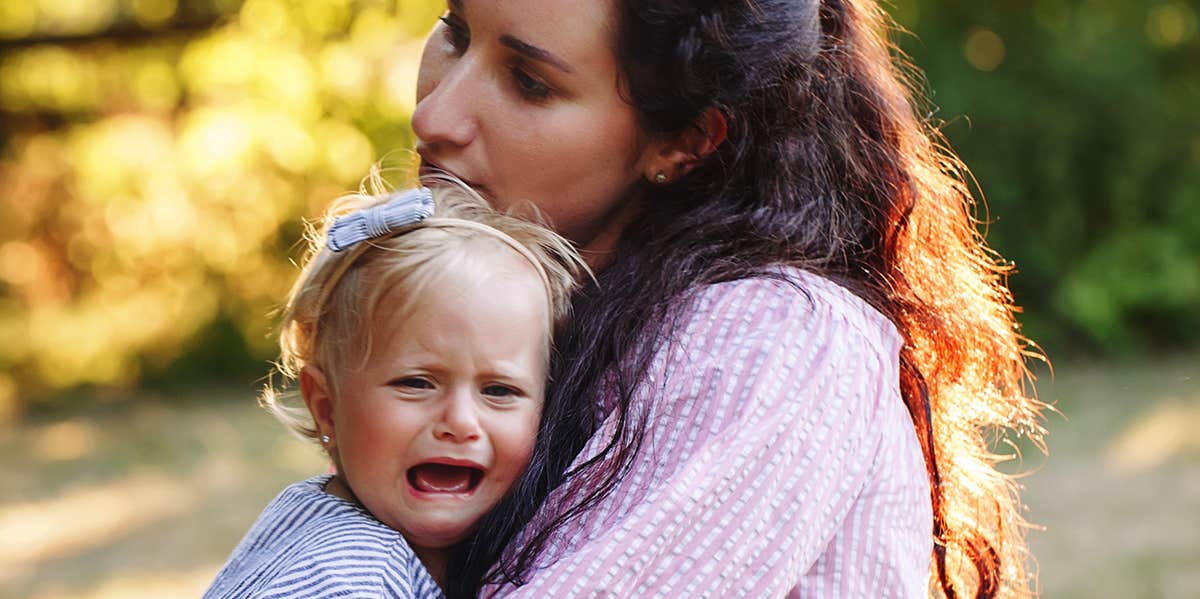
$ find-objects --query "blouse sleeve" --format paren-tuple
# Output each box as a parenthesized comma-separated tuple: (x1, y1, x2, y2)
(489, 273, 931, 598)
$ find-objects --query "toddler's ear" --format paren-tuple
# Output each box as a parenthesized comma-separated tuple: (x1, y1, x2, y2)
(300, 366, 335, 444)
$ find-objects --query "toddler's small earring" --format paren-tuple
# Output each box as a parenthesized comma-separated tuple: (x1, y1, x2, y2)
(321, 434, 331, 444)
(653, 171, 668, 184)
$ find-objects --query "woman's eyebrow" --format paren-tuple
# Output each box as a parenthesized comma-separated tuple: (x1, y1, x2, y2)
(500, 35, 574, 74)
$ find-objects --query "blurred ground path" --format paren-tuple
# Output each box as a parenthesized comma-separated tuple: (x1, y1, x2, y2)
(1, 356, 1197, 598)
(1021, 354, 1200, 598)
(0, 390, 327, 599)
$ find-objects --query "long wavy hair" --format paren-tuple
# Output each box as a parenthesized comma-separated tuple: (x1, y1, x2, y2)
(446, 1, 1046, 597)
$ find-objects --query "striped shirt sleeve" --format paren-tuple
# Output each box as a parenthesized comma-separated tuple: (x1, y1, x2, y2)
(489, 272, 932, 598)
(204, 476, 445, 599)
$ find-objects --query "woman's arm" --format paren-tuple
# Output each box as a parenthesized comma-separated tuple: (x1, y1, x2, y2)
(491, 273, 931, 598)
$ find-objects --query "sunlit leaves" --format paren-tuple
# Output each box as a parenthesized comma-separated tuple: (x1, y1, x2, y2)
(0, 0, 437, 413)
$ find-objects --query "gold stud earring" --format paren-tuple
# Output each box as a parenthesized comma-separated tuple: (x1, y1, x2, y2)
(653, 172, 668, 184)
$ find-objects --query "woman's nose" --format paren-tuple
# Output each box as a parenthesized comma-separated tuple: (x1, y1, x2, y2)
(432, 389, 483, 443)
(412, 50, 480, 149)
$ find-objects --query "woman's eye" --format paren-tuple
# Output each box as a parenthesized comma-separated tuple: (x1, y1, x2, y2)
(439, 14, 469, 54)
(510, 67, 552, 101)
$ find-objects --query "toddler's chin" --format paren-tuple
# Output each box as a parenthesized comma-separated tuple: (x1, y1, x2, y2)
(401, 521, 477, 550)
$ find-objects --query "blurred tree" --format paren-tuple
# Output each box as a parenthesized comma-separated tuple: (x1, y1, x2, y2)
(0, 0, 1196, 418)
(0, 0, 441, 418)
(892, 0, 1200, 353)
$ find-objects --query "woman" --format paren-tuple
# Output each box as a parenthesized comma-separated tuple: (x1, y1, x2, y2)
(411, 0, 1045, 597)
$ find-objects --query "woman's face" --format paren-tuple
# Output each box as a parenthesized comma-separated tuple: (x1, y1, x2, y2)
(413, 0, 652, 258)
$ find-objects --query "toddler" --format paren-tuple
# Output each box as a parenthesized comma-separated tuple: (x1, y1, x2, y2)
(205, 181, 584, 598)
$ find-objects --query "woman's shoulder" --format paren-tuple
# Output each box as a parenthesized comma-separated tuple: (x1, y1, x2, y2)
(680, 267, 901, 354)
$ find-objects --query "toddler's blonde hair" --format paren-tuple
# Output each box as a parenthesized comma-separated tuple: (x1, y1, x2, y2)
(262, 175, 587, 442)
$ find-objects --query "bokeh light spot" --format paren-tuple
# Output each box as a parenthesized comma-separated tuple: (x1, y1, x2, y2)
(351, 7, 402, 53)
(319, 44, 370, 103)
(240, 0, 291, 40)
(300, 0, 352, 39)
(132, 61, 180, 111)
(39, 0, 119, 36)
(21, 47, 90, 112)
(0, 241, 45, 286)
(1146, 3, 1198, 48)
(317, 120, 374, 184)
(380, 41, 423, 118)
(394, 0, 445, 37)
(965, 28, 1006, 72)
(260, 53, 319, 119)
(179, 32, 260, 95)
(0, 0, 37, 39)
(179, 109, 256, 176)
(261, 114, 317, 173)
(1106, 398, 1200, 473)
(131, 0, 178, 28)
(33, 420, 99, 462)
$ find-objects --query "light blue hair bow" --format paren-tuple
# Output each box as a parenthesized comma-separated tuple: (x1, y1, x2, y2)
(327, 187, 435, 252)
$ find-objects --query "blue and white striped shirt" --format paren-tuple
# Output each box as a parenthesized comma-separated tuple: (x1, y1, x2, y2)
(206, 475, 445, 599)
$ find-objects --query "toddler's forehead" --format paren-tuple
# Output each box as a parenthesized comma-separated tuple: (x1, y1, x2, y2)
(380, 242, 550, 325)
(457, 238, 549, 290)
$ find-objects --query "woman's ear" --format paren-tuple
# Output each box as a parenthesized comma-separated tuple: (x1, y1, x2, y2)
(300, 365, 336, 448)
(642, 107, 729, 183)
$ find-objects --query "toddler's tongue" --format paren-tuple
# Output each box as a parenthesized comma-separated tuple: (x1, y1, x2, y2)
(410, 463, 476, 493)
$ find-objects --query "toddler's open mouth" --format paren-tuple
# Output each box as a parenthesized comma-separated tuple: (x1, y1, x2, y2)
(407, 463, 484, 494)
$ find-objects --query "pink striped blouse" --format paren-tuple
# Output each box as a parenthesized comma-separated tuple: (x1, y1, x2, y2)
(487, 270, 933, 598)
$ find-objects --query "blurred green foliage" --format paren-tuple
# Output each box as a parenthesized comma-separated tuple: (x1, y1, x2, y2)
(893, 1, 1200, 353)
(0, 0, 1197, 416)
(0, 0, 441, 417)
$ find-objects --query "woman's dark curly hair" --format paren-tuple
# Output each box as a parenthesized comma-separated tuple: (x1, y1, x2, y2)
(446, 1, 1046, 597)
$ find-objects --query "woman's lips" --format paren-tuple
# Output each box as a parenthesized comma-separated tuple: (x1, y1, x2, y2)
(418, 159, 464, 182)
(418, 161, 491, 199)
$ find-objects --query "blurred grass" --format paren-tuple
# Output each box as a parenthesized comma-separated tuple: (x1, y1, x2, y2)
(1020, 354, 1200, 598)
(0, 388, 327, 599)
(1, 356, 1197, 598)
